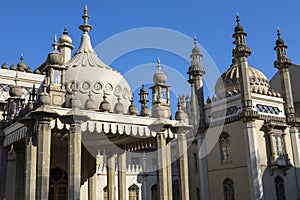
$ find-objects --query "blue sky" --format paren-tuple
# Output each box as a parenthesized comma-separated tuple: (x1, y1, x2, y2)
(0, 0, 299, 99)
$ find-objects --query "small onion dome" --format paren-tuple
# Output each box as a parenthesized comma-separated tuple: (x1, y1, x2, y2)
(59, 27, 73, 45)
(38, 83, 51, 106)
(99, 94, 111, 112)
(47, 35, 64, 66)
(9, 85, 23, 98)
(33, 68, 41, 74)
(17, 57, 26, 72)
(26, 66, 32, 73)
(140, 105, 150, 116)
(47, 51, 64, 66)
(153, 58, 167, 85)
(114, 97, 124, 114)
(175, 100, 188, 122)
(10, 64, 17, 71)
(192, 36, 201, 54)
(1, 63, 8, 69)
(84, 92, 96, 110)
(128, 99, 138, 115)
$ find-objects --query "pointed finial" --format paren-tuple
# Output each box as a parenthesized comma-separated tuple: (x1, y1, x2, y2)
(20, 53, 24, 61)
(194, 36, 197, 45)
(177, 98, 182, 110)
(236, 13, 240, 25)
(63, 27, 68, 35)
(156, 57, 161, 71)
(79, 4, 92, 33)
(52, 35, 58, 52)
(277, 27, 281, 39)
(83, 4, 89, 25)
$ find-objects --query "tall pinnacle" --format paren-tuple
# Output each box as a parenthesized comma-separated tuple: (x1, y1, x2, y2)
(52, 35, 58, 52)
(79, 4, 92, 33)
(157, 57, 161, 71)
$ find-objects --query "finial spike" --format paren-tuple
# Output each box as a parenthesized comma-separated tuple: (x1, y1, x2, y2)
(156, 57, 161, 71)
(277, 27, 281, 38)
(236, 12, 240, 25)
(63, 27, 68, 35)
(52, 35, 58, 52)
(20, 53, 24, 61)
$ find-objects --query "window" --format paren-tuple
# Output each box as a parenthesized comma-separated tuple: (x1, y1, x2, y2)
(275, 176, 286, 200)
(193, 153, 198, 171)
(273, 135, 285, 157)
(49, 167, 68, 200)
(128, 184, 139, 200)
(219, 132, 231, 163)
(53, 70, 61, 85)
(223, 178, 235, 200)
(151, 184, 158, 200)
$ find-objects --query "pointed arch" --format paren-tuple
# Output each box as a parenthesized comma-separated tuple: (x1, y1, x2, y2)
(128, 184, 139, 200)
(275, 176, 286, 200)
(219, 132, 231, 163)
(223, 177, 235, 200)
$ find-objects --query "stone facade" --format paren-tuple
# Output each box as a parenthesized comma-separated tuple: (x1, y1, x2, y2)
(0, 7, 300, 200)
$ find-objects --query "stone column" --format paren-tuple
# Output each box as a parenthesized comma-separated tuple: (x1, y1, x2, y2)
(25, 132, 37, 200)
(68, 123, 82, 200)
(35, 119, 53, 200)
(107, 153, 116, 200)
(20, 116, 37, 200)
(166, 142, 173, 200)
(60, 97, 90, 200)
(118, 151, 126, 200)
(198, 136, 210, 200)
(244, 122, 263, 199)
(156, 131, 168, 200)
(177, 133, 190, 200)
(5, 146, 16, 200)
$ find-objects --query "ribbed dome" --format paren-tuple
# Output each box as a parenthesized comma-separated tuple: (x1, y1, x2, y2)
(65, 10, 131, 111)
(215, 64, 270, 97)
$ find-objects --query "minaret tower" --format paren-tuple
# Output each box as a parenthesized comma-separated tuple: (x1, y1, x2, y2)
(232, 14, 256, 120)
(274, 28, 295, 124)
(150, 58, 171, 119)
(187, 37, 206, 129)
(58, 27, 74, 64)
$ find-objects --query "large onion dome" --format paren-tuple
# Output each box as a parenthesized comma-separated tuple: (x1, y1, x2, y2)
(215, 64, 270, 98)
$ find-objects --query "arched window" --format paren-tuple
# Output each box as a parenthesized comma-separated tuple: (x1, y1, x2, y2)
(103, 186, 108, 200)
(49, 167, 68, 200)
(275, 176, 286, 200)
(151, 184, 158, 200)
(223, 178, 235, 200)
(219, 132, 231, 163)
(128, 184, 139, 200)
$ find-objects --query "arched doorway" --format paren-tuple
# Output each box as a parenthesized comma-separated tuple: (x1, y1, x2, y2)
(49, 167, 68, 200)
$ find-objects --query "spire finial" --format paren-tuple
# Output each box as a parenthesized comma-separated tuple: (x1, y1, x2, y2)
(79, 4, 92, 33)
(63, 27, 68, 35)
(194, 36, 197, 46)
(156, 57, 161, 71)
(20, 53, 24, 62)
(236, 12, 240, 25)
(52, 35, 58, 52)
(277, 27, 281, 39)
